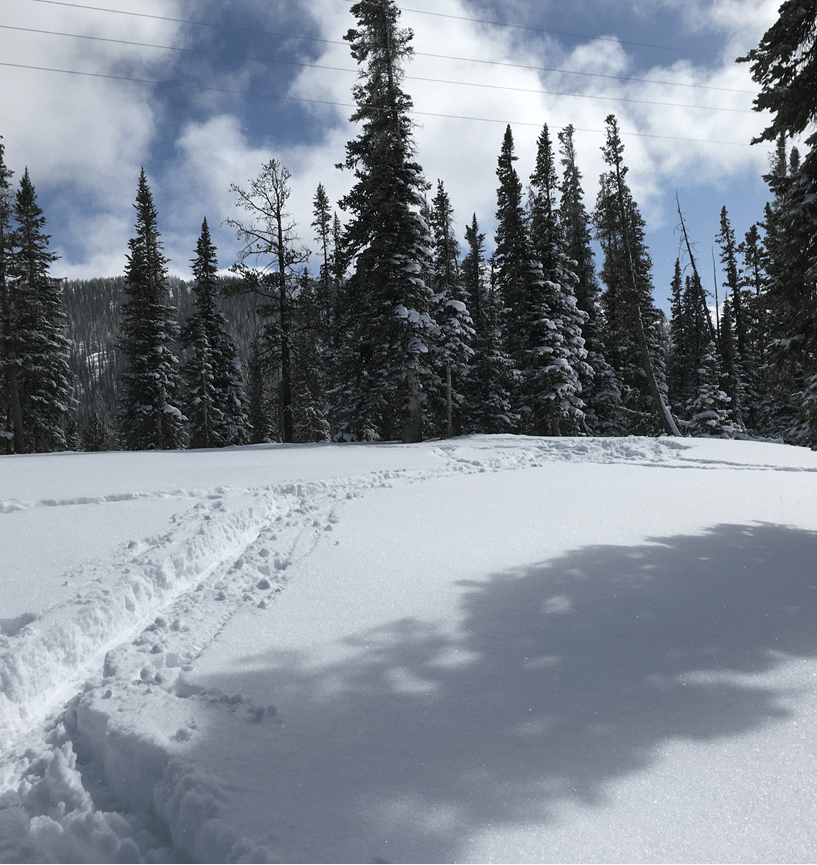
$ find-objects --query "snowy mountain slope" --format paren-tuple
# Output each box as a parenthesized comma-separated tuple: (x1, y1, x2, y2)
(1, 436, 817, 862)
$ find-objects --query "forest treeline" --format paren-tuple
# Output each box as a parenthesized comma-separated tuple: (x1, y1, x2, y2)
(2, 0, 816, 453)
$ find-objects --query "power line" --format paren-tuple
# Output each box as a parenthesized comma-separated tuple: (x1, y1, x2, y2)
(0, 25, 754, 113)
(400, 6, 729, 59)
(0, 60, 755, 146)
(22, 0, 757, 95)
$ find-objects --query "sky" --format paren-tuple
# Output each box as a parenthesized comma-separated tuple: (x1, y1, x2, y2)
(0, 0, 783, 313)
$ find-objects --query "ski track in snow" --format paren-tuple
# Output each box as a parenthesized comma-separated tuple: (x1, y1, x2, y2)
(1, 435, 813, 862)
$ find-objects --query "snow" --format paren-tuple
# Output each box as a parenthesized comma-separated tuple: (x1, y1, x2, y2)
(2, 435, 817, 863)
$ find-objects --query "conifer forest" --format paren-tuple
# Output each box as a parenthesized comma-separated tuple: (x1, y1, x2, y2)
(2, 0, 816, 454)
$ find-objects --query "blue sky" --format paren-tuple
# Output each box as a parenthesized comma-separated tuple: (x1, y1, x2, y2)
(0, 0, 781, 313)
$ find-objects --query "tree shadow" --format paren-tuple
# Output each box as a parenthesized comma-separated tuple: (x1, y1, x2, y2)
(188, 522, 817, 862)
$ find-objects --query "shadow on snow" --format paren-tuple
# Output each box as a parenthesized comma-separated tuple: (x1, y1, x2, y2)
(191, 522, 817, 861)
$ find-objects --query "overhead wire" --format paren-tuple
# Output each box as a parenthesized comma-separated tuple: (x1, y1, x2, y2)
(0, 24, 755, 114)
(7, 0, 760, 145)
(22, 0, 757, 94)
(0, 60, 755, 147)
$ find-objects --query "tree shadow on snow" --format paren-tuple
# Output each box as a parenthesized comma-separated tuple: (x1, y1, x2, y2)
(191, 522, 817, 862)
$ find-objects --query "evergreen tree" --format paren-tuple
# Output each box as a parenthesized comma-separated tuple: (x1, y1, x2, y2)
(311, 183, 335, 343)
(290, 270, 331, 442)
(558, 124, 623, 435)
(594, 115, 677, 435)
(0, 138, 20, 452)
(667, 259, 694, 417)
(461, 215, 515, 433)
(118, 169, 185, 450)
(333, 0, 434, 442)
(6, 168, 74, 452)
(181, 218, 249, 448)
(246, 333, 275, 443)
(523, 124, 588, 436)
(741, 2, 817, 446)
(494, 125, 534, 366)
(687, 340, 740, 438)
(427, 180, 473, 437)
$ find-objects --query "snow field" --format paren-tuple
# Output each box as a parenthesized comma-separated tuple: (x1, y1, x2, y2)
(2, 435, 817, 862)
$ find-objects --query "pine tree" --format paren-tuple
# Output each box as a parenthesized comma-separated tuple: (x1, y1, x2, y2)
(118, 169, 185, 450)
(741, 2, 817, 446)
(427, 180, 473, 437)
(523, 124, 588, 436)
(0, 138, 19, 453)
(687, 340, 740, 438)
(5, 168, 75, 452)
(181, 218, 249, 448)
(333, 0, 434, 442)
(667, 259, 694, 417)
(311, 183, 335, 343)
(558, 124, 623, 435)
(461, 215, 515, 433)
(595, 115, 678, 435)
(494, 125, 533, 367)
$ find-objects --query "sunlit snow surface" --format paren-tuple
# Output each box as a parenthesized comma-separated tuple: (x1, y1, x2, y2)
(2, 435, 817, 863)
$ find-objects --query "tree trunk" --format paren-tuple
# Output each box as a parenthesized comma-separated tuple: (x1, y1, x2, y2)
(405, 366, 423, 443)
(446, 363, 453, 438)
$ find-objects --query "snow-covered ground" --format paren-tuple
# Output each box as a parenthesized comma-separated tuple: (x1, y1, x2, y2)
(2, 435, 817, 863)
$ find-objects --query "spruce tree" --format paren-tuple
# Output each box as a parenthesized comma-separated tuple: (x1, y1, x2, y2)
(334, 0, 434, 442)
(494, 125, 533, 366)
(524, 123, 588, 436)
(118, 169, 185, 450)
(0, 138, 19, 453)
(461, 215, 515, 434)
(687, 340, 740, 438)
(427, 180, 473, 437)
(558, 124, 623, 435)
(741, 2, 817, 446)
(5, 168, 74, 452)
(181, 218, 249, 448)
(594, 115, 677, 435)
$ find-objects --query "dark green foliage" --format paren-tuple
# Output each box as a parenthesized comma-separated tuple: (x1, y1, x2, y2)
(594, 117, 672, 434)
(117, 169, 186, 450)
(461, 216, 516, 434)
(558, 125, 623, 435)
(427, 180, 474, 437)
(181, 219, 250, 449)
(333, 0, 434, 442)
(0, 162, 74, 453)
(523, 124, 588, 436)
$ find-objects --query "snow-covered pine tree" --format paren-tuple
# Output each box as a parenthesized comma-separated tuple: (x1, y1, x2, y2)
(117, 169, 186, 450)
(667, 260, 689, 417)
(0, 137, 18, 453)
(333, 0, 434, 442)
(460, 215, 516, 434)
(427, 180, 473, 437)
(719, 296, 748, 430)
(181, 218, 249, 449)
(557, 124, 623, 435)
(715, 207, 753, 428)
(523, 124, 588, 436)
(7, 168, 74, 452)
(594, 116, 677, 436)
(290, 270, 331, 442)
(311, 183, 335, 344)
(741, 2, 817, 446)
(687, 340, 740, 438)
(494, 125, 534, 372)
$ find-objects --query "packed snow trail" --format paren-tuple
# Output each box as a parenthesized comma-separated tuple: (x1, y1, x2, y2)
(1, 436, 817, 862)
